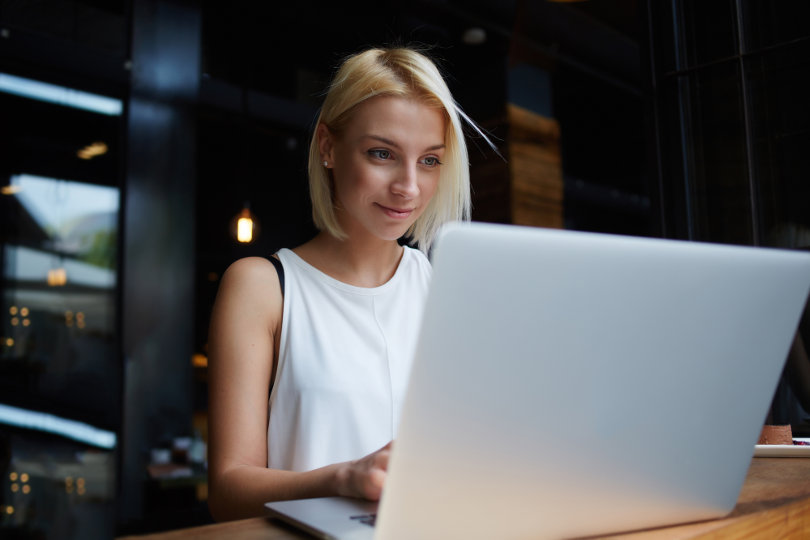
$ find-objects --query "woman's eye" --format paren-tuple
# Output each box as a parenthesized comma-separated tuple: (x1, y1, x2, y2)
(369, 149, 391, 160)
(422, 156, 442, 167)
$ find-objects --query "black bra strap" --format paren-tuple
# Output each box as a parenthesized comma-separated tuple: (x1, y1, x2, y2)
(268, 255, 285, 297)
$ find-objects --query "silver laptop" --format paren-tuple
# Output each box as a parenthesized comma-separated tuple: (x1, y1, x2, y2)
(265, 222, 810, 540)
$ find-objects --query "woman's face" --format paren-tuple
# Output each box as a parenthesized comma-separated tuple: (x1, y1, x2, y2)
(319, 95, 446, 243)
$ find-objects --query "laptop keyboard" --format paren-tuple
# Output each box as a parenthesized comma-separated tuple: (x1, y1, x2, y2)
(350, 513, 377, 527)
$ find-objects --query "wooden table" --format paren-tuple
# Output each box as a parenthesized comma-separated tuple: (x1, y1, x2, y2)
(119, 457, 810, 539)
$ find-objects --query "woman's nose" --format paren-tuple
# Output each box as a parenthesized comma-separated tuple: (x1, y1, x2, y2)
(391, 163, 419, 198)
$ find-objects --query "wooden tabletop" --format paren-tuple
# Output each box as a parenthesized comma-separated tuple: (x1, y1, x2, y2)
(119, 457, 810, 539)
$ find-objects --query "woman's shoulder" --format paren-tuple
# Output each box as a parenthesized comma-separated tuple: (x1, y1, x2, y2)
(223, 255, 279, 279)
(219, 256, 283, 301)
(210, 256, 283, 342)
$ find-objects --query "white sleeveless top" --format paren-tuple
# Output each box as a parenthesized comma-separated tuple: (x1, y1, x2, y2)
(268, 246, 432, 471)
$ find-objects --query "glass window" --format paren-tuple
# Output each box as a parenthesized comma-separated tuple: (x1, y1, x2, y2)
(654, 76, 692, 239)
(648, 0, 739, 75)
(745, 40, 810, 248)
(678, 63, 753, 244)
(648, 2, 679, 75)
(1, 77, 120, 539)
(3, 174, 119, 422)
(673, 0, 738, 70)
(740, 0, 810, 53)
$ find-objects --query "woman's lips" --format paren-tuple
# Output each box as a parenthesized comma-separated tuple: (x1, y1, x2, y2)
(376, 203, 414, 219)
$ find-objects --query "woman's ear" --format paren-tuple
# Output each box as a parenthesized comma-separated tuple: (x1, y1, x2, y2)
(317, 123, 335, 165)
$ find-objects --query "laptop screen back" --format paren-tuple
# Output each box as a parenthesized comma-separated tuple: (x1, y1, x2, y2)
(375, 223, 810, 539)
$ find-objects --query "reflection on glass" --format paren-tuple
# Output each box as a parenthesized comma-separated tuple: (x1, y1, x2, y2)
(676, 66, 752, 245)
(0, 73, 122, 116)
(0, 404, 116, 449)
(0, 431, 116, 538)
(7, 174, 118, 287)
(1, 172, 119, 539)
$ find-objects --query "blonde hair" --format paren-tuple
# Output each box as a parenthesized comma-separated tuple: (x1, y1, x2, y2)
(307, 47, 480, 252)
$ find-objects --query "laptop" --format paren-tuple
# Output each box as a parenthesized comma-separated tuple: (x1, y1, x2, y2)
(265, 222, 810, 540)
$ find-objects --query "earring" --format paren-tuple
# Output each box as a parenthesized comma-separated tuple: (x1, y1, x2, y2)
(323, 161, 328, 168)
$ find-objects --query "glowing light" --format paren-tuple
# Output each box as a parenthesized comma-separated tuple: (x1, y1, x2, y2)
(77, 141, 108, 160)
(9, 472, 17, 482)
(47, 267, 67, 287)
(22, 319, 30, 327)
(237, 215, 254, 243)
(5, 506, 13, 515)
(20, 307, 29, 317)
(10, 317, 18, 326)
(0, 73, 122, 115)
(20, 473, 29, 483)
(22, 485, 30, 494)
(231, 204, 259, 244)
(9, 306, 17, 316)
(4, 338, 13, 347)
(1, 185, 22, 195)
(192, 353, 208, 368)
(11, 484, 19, 493)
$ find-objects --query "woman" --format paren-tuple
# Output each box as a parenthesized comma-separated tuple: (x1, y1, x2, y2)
(207, 47, 481, 521)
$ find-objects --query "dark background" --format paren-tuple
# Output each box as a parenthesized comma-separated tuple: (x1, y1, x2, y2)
(1, 0, 809, 537)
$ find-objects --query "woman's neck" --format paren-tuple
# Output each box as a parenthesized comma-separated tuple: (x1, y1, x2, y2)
(293, 232, 405, 288)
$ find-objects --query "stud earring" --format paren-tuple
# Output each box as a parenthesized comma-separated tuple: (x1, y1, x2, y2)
(323, 161, 328, 168)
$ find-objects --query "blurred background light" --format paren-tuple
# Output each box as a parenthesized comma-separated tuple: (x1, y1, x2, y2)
(0, 72, 122, 115)
(0, 403, 117, 449)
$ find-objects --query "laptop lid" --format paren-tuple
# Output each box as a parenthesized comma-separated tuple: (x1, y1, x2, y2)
(373, 222, 810, 539)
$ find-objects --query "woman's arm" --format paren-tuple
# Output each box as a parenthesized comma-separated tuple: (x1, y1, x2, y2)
(207, 257, 390, 521)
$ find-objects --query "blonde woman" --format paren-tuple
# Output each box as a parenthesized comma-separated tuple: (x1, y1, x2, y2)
(207, 47, 484, 521)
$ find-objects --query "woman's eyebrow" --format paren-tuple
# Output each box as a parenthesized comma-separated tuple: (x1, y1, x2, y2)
(364, 134, 445, 152)
(364, 134, 399, 148)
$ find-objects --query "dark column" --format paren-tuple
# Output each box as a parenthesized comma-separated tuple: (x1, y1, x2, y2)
(119, 0, 200, 525)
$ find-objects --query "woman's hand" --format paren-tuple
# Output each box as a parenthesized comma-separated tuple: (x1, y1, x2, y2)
(335, 442, 392, 500)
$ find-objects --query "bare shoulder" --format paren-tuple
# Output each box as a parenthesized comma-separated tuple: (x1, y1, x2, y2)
(220, 256, 280, 293)
(223, 255, 279, 278)
(214, 256, 283, 322)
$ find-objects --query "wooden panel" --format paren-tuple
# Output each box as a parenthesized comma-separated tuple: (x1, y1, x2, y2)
(469, 115, 511, 224)
(470, 143, 511, 224)
(468, 105, 563, 228)
(506, 103, 563, 228)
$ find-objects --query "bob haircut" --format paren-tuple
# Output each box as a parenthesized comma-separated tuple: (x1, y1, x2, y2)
(308, 47, 482, 252)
